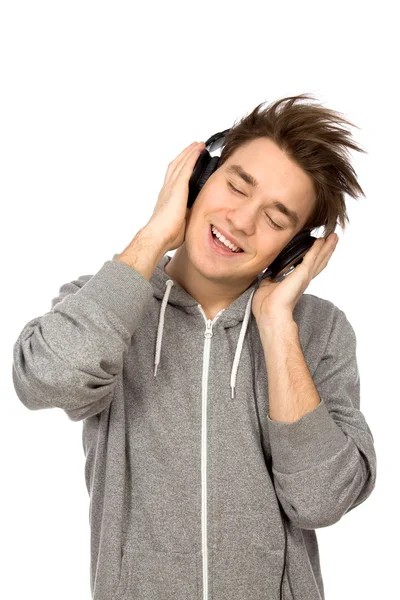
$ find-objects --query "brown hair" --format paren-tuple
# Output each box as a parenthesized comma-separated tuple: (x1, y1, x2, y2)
(218, 93, 367, 238)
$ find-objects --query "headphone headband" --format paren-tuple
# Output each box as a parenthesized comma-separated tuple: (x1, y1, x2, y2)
(204, 129, 231, 153)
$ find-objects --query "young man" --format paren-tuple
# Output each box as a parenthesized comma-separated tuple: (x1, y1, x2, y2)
(13, 94, 377, 600)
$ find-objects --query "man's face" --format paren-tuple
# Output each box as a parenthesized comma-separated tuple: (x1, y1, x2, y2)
(184, 136, 317, 288)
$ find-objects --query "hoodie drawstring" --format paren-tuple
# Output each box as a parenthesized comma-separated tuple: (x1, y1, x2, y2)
(154, 279, 257, 401)
(230, 289, 256, 400)
(153, 279, 174, 378)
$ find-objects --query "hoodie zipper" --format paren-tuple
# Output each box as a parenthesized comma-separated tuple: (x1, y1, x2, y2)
(197, 306, 225, 600)
(198, 305, 287, 600)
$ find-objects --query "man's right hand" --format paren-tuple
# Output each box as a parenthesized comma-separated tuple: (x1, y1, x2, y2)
(144, 140, 206, 252)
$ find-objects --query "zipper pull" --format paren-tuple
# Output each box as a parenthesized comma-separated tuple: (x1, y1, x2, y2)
(204, 320, 214, 339)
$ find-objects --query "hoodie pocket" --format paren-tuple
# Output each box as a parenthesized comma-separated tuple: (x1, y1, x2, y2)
(209, 546, 285, 600)
(113, 546, 201, 600)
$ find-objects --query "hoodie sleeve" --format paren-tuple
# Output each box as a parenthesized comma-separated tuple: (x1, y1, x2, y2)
(266, 306, 377, 530)
(12, 258, 154, 422)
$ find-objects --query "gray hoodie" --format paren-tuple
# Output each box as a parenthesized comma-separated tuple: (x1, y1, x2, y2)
(12, 253, 377, 600)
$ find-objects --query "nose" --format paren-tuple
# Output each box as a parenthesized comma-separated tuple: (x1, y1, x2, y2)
(226, 201, 259, 236)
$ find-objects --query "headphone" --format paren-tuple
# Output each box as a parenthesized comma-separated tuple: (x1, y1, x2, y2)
(187, 129, 318, 283)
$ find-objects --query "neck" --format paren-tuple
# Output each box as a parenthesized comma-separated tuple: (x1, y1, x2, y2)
(164, 244, 254, 321)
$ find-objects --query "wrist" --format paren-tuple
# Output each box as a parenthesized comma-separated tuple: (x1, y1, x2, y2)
(257, 312, 297, 338)
(114, 228, 167, 280)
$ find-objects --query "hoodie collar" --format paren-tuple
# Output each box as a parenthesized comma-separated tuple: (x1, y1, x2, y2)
(149, 255, 261, 400)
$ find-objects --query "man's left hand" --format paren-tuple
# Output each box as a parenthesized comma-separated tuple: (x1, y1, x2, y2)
(251, 233, 339, 323)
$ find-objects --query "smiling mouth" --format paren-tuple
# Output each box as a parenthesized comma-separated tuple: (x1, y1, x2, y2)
(210, 224, 244, 253)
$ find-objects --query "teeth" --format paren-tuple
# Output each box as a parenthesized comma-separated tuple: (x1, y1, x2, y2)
(211, 225, 243, 252)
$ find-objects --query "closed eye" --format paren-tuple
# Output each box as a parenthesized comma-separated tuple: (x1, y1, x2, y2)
(226, 180, 284, 230)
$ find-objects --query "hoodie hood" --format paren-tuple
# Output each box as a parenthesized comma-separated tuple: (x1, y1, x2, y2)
(149, 254, 260, 399)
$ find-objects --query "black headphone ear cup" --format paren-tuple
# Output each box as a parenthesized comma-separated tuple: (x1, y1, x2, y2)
(188, 153, 220, 208)
(281, 230, 311, 254)
(187, 129, 230, 208)
(267, 230, 317, 280)
(197, 156, 220, 190)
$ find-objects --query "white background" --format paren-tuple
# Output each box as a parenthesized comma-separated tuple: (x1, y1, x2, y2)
(2, 1, 397, 598)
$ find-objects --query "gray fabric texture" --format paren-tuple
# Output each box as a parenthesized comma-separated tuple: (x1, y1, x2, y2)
(12, 254, 377, 600)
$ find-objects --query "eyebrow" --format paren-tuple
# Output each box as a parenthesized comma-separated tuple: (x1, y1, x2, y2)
(225, 164, 300, 227)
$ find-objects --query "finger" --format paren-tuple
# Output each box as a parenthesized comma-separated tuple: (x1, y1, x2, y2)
(163, 142, 197, 184)
(164, 142, 203, 184)
(312, 245, 337, 278)
(169, 142, 205, 185)
(312, 257, 331, 279)
(300, 238, 325, 266)
(307, 235, 337, 263)
(319, 234, 338, 261)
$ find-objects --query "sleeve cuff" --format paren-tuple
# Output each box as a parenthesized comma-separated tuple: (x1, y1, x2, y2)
(267, 398, 348, 473)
